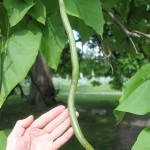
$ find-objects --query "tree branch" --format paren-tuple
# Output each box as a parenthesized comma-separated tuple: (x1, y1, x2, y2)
(133, 30, 150, 39)
(103, 9, 150, 39)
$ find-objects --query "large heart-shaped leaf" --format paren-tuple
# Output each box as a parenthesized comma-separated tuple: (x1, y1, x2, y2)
(64, 0, 104, 36)
(132, 127, 150, 150)
(3, 0, 34, 27)
(0, 4, 7, 37)
(69, 16, 94, 43)
(24, 0, 34, 4)
(28, 0, 46, 24)
(114, 63, 150, 123)
(42, 13, 67, 70)
(0, 129, 11, 150)
(43, 0, 59, 15)
(101, 0, 118, 10)
(0, 29, 42, 108)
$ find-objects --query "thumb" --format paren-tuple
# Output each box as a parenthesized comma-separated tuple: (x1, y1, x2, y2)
(12, 115, 34, 136)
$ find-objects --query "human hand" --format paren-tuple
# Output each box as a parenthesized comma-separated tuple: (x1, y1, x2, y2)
(6, 105, 78, 150)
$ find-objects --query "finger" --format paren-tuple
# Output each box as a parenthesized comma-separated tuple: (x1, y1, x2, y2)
(11, 115, 34, 136)
(49, 112, 79, 141)
(30, 105, 65, 128)
(53, 127, 74, 149)
(42, 108, 69, 133)
(49, 117, 70, 141)
(30, 134, 53, 150)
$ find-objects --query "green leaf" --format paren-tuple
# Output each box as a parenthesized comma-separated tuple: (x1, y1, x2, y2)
(64, 0, 104, 36)
(28, 0, 46, 24)
(0, 41, 6, 93)
(41, 13, 67, 70)
(3, 0, 35, 27)
(43, 0, 59, 15)
(101, 0, 118, 10)
(0, 4, 7, 37)
(0, 129, 11, 150)
(114, 63, 150, 123)
(114, 1, 130, 19)
(24, 0, 34, 5)
(70, 16, 94, 43)
(132, 127, 150, 150)
(121, 63, 150, 102)
(0, 29, 42, 108)
(143, 41, 150, 57)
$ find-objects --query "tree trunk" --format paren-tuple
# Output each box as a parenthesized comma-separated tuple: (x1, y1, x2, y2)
(28, 52, 56, 107)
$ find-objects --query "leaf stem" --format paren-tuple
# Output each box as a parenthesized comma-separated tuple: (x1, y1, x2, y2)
(59, 0, 94, 149)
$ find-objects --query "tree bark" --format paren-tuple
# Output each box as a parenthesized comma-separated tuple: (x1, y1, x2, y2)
(28, 52, 56, 107)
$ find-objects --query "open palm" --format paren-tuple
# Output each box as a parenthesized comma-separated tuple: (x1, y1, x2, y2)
(6, 106, 78, 150)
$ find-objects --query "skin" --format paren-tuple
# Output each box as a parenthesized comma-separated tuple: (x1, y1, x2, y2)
(6, 105, 79, 150)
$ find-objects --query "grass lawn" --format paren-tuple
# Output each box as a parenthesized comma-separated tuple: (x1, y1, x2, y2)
(53, 78, 120, 94)
(0, 93, 121, 150)
(58, 84, 117, 93)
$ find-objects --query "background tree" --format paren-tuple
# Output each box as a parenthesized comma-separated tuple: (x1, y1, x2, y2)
(57, 0, 150, 90)
(29, 52, 56, 106)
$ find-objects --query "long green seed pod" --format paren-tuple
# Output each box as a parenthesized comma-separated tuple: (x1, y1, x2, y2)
(59, 0, 94, 149)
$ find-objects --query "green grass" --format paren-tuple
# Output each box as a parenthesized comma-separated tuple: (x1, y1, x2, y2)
(58, 84, 117, 93)
(21, 79, 119, 95)
(58, 93, 120, 104)
(0, 94, 120, 150)
(77, 84, 118, 93)
(53, 78, 119, 93)
(0, 96, 52, 130)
